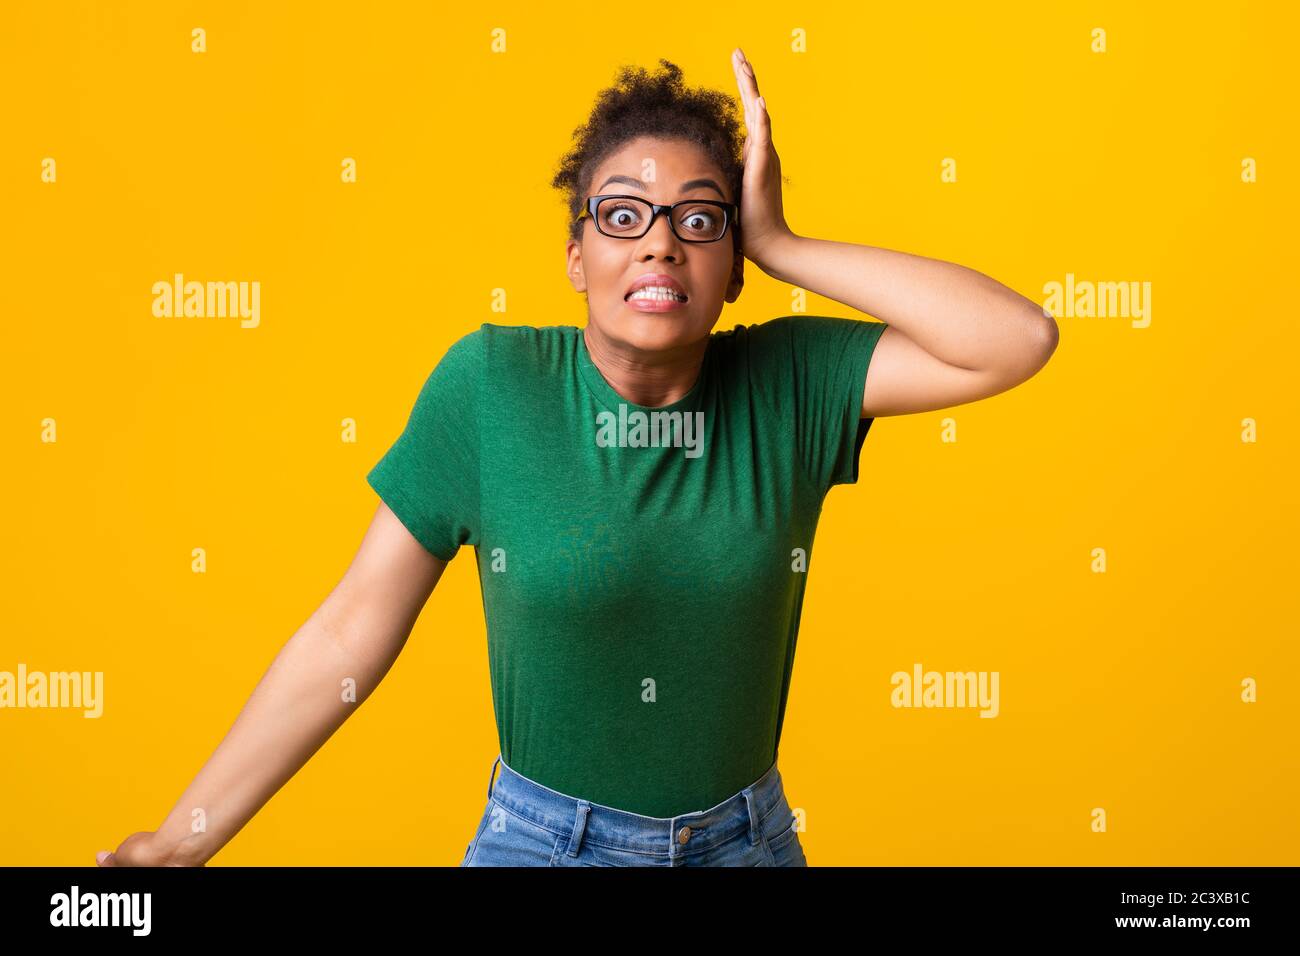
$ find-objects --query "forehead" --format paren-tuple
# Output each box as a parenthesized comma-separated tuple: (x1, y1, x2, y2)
(589, 136, 729, 200)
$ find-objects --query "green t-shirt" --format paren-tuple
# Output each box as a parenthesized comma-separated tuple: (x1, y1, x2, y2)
(367, 316, 888, 817)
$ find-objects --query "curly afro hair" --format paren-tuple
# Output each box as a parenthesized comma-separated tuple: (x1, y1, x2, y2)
(551, 59, 745, 251)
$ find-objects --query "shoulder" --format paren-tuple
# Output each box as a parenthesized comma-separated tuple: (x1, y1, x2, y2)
(475, 322, 579, 369)
(715, 314, 885, 360)
(709, 314, 887, 405)
(712, 315, 829, 353)
(709, 316, 798, 367)
(711, 315, 794, 342)
(433, 322, 576, 365)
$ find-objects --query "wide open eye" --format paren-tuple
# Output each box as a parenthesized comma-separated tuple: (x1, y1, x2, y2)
(675, 206, 724, 240)
(598, 199, 648, 234)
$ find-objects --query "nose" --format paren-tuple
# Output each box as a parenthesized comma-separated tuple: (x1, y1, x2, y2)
(634, 210, 683, 261)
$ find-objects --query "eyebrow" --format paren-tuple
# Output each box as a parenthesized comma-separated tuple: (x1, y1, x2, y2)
(595, 174, 728, 201)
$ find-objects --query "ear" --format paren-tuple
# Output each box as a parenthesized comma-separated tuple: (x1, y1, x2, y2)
(565, 238, 587, 293)
(723, 241, 745, 303)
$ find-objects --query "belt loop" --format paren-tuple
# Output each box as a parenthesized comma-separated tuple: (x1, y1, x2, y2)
(566, 800, 591, 857)
(487, 754, 501, 799)
(742, 786, 761, 846)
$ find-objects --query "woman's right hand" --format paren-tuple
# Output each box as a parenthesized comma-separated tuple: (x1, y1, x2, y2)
(96, 831, 202, 867)
(93, 504, 447, 871)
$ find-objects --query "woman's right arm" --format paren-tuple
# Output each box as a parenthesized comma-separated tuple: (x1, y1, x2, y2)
(96, 501, 449, 866)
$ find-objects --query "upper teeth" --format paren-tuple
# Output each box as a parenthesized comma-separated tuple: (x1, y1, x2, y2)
(629, 286, 686, 301)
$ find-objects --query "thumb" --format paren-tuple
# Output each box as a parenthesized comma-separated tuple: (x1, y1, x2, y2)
(96, 850, 116, 867)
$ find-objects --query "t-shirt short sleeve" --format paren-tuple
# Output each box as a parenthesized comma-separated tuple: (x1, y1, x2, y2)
(366, 328, 483, 560)
(747, 315, 889, 496)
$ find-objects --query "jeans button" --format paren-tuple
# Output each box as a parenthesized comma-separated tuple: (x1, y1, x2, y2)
(676, 826, 692, 844)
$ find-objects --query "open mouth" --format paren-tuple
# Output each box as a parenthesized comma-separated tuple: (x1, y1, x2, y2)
(625, 287, 689, 303)
(624, 272, 689, 304)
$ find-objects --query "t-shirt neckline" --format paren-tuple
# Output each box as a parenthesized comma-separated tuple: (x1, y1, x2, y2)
(575, 325, 710, 415)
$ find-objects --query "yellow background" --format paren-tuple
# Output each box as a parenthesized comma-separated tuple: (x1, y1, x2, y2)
(2, 1, 1295, 865)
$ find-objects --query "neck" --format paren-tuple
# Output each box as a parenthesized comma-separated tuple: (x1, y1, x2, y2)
(582, 323, 708, 408)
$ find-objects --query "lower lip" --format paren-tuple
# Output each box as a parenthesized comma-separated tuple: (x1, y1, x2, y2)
(625, 293, 689, 312)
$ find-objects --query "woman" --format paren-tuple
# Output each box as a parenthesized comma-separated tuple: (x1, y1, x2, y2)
(97, 50, 1056, 869)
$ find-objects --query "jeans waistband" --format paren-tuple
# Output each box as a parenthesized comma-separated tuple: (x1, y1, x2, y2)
(483, 752, 786, 861)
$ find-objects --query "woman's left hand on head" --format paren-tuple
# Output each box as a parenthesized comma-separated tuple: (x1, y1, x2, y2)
(731, 48, 794, 269)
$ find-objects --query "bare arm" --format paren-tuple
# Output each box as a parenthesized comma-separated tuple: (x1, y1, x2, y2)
(756, 233, 1060, 418)
(97, 501, 448, 866)
(727, 47, 1059, 420)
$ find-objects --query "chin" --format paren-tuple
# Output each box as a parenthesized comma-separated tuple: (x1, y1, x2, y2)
(608, 306, 713, 348)
(615, 319, 703, 353)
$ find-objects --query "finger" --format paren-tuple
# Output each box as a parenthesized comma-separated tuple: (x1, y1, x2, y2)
(732, 48, 760, 127)
(742, 68, 759, 129)
(755, 96, 769, 141)
(731, 49, 754, 119)
(741, 98, 768, 157)
(738, 48, 760, 98)
(96, 850, 116, 867)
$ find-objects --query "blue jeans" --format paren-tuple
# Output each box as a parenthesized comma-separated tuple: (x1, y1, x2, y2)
(460, 752, 808, 867)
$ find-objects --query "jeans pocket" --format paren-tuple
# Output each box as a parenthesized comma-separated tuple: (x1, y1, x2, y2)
(760, 795, 807, 867)
(460, 798, 495, 866)
(465, 800, 563, 867)
(764, 819, 806, 864)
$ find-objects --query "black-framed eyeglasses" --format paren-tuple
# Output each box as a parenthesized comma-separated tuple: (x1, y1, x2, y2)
(576, 194, 739, 243)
